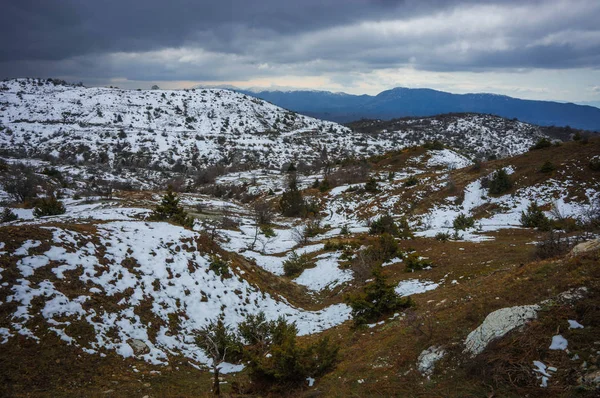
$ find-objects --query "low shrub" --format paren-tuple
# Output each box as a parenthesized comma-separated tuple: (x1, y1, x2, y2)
(520, 202, 551, 230)
(540, 161, 556, 173)
(33, 195, 66, 217)
(1, 208, 18, 222)
(345, 268, 414, 326)
(453, 213, 475, 230)
(529, 138, 552, 150)
(488, 168, 513, 195)
(590, 156, 600, 171)
(283, 252, 315, 277)
(209, 255, 232, 278)
(369, 214, 400, 236)
(404, 175, 419, 187)
(404, 253, 432, 272)
(435, 232, 451, 241)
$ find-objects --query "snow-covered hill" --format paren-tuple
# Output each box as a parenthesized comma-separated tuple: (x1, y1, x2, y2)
(1, 79, 553, 173)
(348, 114, 550, 159)
(0, 78, 355, 170)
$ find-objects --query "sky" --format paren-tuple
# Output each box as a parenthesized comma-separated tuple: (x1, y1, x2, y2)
(1, 0, 600, 104)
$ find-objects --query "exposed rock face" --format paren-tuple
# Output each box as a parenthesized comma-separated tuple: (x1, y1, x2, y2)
(570, 239, 600, 257)
(128, 339, 150, 356)
(417, 346, 446, 377)
(464, 305, 540, 356)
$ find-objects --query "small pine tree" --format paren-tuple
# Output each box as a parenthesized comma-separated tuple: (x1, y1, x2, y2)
(239, 314, 338, 387)
(540, 161, 556, 173)
(195, 315, 242, 396)
(453, 213, 475, 230)
(149, 186, 194, 228)
(279, 188, 305, 217)
(404, 175, 419, 187)
(283, 251, 314, 277)
(1, 208, 19, 222)
(33, 194, 66, 217)
(364, 178, 379, 193)
(345, 267, 413, 326)
(529, 138, 552, 150)
(520, 202, 551, 230)
(369, 215, 400, 236)
(488, 168, 512, 195)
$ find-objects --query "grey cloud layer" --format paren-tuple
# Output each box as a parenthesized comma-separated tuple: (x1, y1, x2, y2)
(1, 0, 599, 82)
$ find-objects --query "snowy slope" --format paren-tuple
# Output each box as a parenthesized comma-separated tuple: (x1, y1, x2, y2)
(1, 220, 350, 367)
(0, 78, 357, 170)
(1, 79, 554, 173)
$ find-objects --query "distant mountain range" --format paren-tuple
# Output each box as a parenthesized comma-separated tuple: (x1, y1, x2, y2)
(230, 87, 600, 131)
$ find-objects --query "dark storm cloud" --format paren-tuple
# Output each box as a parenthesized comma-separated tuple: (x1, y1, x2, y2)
(0, 0, 599, 83)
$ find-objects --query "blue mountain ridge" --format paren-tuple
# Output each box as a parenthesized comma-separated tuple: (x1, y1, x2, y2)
(233, 87, 600, 131)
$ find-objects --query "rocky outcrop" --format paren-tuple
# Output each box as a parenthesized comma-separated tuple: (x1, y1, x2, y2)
(464, 305, 540, 356)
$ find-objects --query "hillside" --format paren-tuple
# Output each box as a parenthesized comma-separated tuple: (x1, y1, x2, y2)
(1, 131, 600, 396)
(0, 78, 352, 170)
(0, 79, 558, 182)
(237, 87, 600, 130)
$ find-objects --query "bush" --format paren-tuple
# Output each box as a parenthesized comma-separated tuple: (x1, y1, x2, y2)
(317, 178, 331, 192)
(377, 233, 400, 262)
(283, 252, 314, 277)
(279, 188, 305, 217)
(149, 186, 194, 228)
(240, 314, 339, 388)
(33, 195, 66, 217)
(1, 208, 18, 222)
(535, 230, 571, 259)
(260, 225, 276, 238)
(423, 140, 444, 150)
(369, 214, 400, 236)
(540, 161, 556, 173)
(470, 159, 483, 173)
(520, 202, 551, 230)
(3, 168, 40, 203)
(304, 218, 324, 237)
(404, 253, 432, 272)
(345, 268, 414, 326)
(340, 225, 350, 235)
(435, 232, 451, 241)
(488, 168, 512, 195)
(404, 175, 419, 187)
(453, 213, 475, 230)
(397, 217, 414, 239)
(209, 255, 232, 278)
(364, 178, 379, 193)
(529, 138, 552, 150)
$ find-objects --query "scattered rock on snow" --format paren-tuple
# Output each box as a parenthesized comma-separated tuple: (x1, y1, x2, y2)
(417, 345, 446, 377)
(464, 305, 540, 356)
(128, 339, 150, 356)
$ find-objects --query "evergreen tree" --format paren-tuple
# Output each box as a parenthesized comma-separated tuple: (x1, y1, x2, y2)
(345, 267, 413, 326)
(33, 194, 66, 217)
(488, 168, 513, 195)
(195, 316, 242, 396)
(149, 186, 194, 228)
